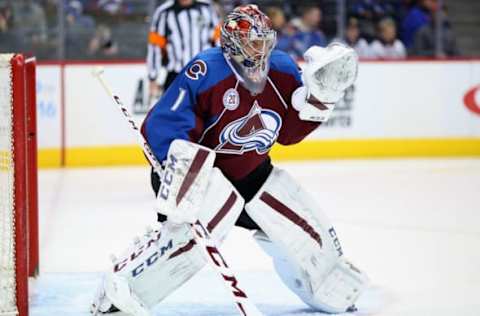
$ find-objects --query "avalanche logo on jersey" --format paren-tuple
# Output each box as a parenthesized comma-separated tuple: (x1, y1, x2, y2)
(185, 60, 207, 80)
(216, 101, 282, 155)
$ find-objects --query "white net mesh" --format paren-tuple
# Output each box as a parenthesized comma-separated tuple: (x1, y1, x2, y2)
(0, 54, 18, 315)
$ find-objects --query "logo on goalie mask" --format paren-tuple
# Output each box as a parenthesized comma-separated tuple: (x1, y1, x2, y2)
(216, 101, 281, 155)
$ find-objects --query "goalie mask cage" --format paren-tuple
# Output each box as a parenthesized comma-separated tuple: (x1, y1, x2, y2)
(0, 54, 39, 316)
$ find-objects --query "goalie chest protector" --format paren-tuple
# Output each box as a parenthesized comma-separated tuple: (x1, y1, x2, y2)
(142, 47, 320, 181)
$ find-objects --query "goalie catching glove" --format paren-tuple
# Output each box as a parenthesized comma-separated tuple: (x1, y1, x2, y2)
(292, 43, 359, 122)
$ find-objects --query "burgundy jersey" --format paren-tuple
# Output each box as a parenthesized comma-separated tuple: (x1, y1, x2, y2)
(142, 47, 320, 180)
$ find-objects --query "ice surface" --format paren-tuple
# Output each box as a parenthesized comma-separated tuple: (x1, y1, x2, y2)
(31, 272, 356, 316)
(34, 159, 480, 315)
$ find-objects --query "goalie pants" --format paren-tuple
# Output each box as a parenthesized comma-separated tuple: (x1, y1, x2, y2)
(151, 157, 273, 230)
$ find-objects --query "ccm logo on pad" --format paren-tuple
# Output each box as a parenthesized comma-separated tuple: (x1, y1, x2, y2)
(159, 154, 178, 201)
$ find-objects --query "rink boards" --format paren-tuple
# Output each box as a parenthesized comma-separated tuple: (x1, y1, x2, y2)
(35, 60, 480, 167)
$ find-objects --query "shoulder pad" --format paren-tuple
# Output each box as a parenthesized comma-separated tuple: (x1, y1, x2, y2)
(182, 48, 232, 92)
(270, 50, 302, 80)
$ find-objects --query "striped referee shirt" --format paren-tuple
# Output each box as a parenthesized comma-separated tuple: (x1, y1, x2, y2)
(147, 0, 221, 81)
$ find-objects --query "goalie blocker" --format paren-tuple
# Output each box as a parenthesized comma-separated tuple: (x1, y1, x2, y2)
(92, 140, 369, 315)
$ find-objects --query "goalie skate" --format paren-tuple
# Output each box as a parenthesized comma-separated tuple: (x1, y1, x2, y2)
(91, 281, 119, 315)
(91, 273, 150, 316)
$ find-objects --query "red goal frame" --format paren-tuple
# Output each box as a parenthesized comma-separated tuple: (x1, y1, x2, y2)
(10, 54, 39, 316)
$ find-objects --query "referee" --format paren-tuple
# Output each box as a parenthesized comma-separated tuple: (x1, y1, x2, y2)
(147, 0, 221, 101)
(147, 0, 220, 199)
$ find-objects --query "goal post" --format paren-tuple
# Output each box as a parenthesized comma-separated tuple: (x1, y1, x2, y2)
(0, 54, 39, 316)
(25, 58, 39, 279)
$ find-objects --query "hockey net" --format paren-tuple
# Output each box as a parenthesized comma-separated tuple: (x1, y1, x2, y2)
(0, 54, 39, 316)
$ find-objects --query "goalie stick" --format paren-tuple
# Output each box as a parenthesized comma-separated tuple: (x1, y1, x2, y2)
(92, 67, 264, 316)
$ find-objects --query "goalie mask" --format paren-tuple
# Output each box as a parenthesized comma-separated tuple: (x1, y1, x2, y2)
(221, 5, 276, 94)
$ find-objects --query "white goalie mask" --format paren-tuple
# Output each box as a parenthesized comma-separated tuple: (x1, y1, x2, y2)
(221, 5, 277, 94)
(303, 42, 359, 104)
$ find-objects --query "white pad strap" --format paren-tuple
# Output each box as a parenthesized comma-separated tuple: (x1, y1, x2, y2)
(246, 167, 368, 313)
(157, 139, 216, 223)
(99, 168, 244, 313)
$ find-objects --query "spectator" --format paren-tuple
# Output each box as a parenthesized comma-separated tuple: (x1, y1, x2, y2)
(265, 6, 294, 53)
(288, 5, 327, 59)
(65, 0, 96, 59)
(348, 0, 398, 41)
(0, 5, 11, 33)
(398, 0, 417, 22)
(87, 24, 119, 58)
(401, 0, 437, 49)
(0, 4, 21, 52)
(370, 17, 406, 59)
(97, 0, 123, 15)
(66, 1, 95, 27)
(411, 8, 459, 57)
(341, 17, 371, 58)
(11, 0, 48, 46)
